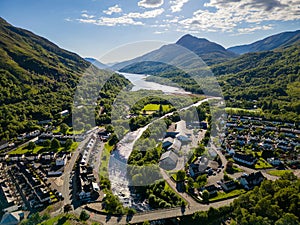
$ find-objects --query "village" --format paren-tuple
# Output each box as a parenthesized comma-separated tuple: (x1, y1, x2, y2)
(0, 109, 299, 224)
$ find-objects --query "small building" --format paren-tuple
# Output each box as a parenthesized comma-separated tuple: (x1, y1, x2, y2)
(267, 158, 282, 166)
(0, 141, 8, 151)
(162, 137, 174, 149)
(165, 132, 179, 138)
(201, 185, 218, 196)
(159, 151, 178, 170)
(167, 139, 181, 153)
(56, 154, 67, 166)
(221, 181, 238, 192)
(233, 153, 257, 166)
(0, 211, 24, 225)
(239, 171, 264, 190)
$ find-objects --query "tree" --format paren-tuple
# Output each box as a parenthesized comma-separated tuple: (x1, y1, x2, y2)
(79, 210, 90, 221)
(64, 204, 72, 213)
(51, 138, 60, 149)
(202, 190, 210, 203)
(195, 144, 205, 156)
(27, 141, 36, 150)
(176, 170, 186, 182)
(196, 174, 207, 188)
(105, 124, 114, 133)
(60, 123, 69, 135)
(43, 139, 51, 147)
(275, 213, 300, 225)
(65, 139, 73, 150)
(142, 221, 150, 225)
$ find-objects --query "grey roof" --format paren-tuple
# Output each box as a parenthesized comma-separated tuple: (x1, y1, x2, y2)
(0, 211, 22, 225)
(160, 150, 178, 164)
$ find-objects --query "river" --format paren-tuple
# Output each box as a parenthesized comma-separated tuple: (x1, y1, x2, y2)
(108, 93, 220, 210)
(119, 72, 190, 94)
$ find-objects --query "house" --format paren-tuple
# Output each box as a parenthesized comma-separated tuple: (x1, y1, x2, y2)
(233, 153, 257, 166)
(239, 171, 264, 190)
(221, 181, 238, 192)
(56, 154, 67, 166)
(189, 156, 210, 177)
(201, 185, 218, 196)
(0, 141, 8, 151)
(176, 135, 191, 143)
(165, 132, 179, 138)
(159, 151, 178, 170)
(267, 158, 282, 166)
(167, 139, 181, 153)
(162, 137, 174, 150)
(0, 211, 24, 225)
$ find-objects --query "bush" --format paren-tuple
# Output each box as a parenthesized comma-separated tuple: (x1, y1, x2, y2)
(79, 210, 90, 221)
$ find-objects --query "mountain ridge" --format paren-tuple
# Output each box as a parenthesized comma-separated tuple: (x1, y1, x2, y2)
(228, 30, 300, 54)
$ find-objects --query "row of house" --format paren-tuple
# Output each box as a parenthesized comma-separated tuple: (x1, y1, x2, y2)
(197, 171, 265, 198)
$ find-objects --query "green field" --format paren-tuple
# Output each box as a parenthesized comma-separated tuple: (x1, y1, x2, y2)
(226, 107, 262, 113)
(267, 170, 293, 177)
(9, 142, 78, 155)
(99, 142, 114, 178)
(142, 104, 172, 112)
(255, 158, 273, 169)
(210, 189, 246, 202)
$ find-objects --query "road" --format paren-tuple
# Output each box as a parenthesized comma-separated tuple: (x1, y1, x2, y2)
(61, 129, 99, 205)
(76, 197, 235, 225)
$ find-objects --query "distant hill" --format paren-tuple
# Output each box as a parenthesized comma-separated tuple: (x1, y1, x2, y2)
(0, 17, 129, 141)
(112, 34, 237, 71)
(228, 30, 300, 54)
(84, 57, 108, 69)
(176, 34, 237, 64)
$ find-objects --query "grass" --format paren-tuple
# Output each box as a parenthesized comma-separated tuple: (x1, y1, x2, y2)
(210, 189, 246, 202)
(9, 142, 78, 155)
(225, 107, 262, 113)
(99, 142, 114, 178)
(267, 170, 293, 177)
(255, 158, 273, 169)
(39, 214, 78, 225)
(142, 104, 172, 112)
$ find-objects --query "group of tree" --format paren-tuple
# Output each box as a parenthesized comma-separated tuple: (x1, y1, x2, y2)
(184, 171, 300, 225)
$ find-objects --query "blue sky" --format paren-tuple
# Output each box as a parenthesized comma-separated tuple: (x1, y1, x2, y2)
(1, 0, 300, 63)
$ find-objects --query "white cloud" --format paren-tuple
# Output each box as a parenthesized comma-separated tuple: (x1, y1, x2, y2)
(77, 8, 164, 27)
(81, 13, 95, 19)
(127, 8, 165, 18)
(138, 0, 164, 8)
(97, 17, 143, 26)
(237, 25, 274, 34)
(103, 4, 122, 15)
(170, 0, 189, 12)
(178, 0, 300, 33)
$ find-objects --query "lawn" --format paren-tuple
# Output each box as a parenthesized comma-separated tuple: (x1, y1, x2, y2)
(39, 214, 77, 225)
(210, 189, 246, 202)
(142, 104, 172, 112)
(267, 170, 293, 177)
(99, 142, 114, 178)
(225, 107, 262, 113)
(255, 158, 273, 169)
(9, 142, 78, 155)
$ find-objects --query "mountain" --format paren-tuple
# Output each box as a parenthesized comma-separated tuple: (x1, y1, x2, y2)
(0, 17, 129, 141)
(214, 43, 300, 121)
(228, 30, 300, 54)
(84, 57, 108, 69)
(112, 34, 237, 71)
(176, 34, 237, 64)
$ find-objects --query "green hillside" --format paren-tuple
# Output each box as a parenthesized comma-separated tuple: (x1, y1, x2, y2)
(0, 17, 130, 141)
(215, 44, 300, 122)
(121, 43, 300, 122)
